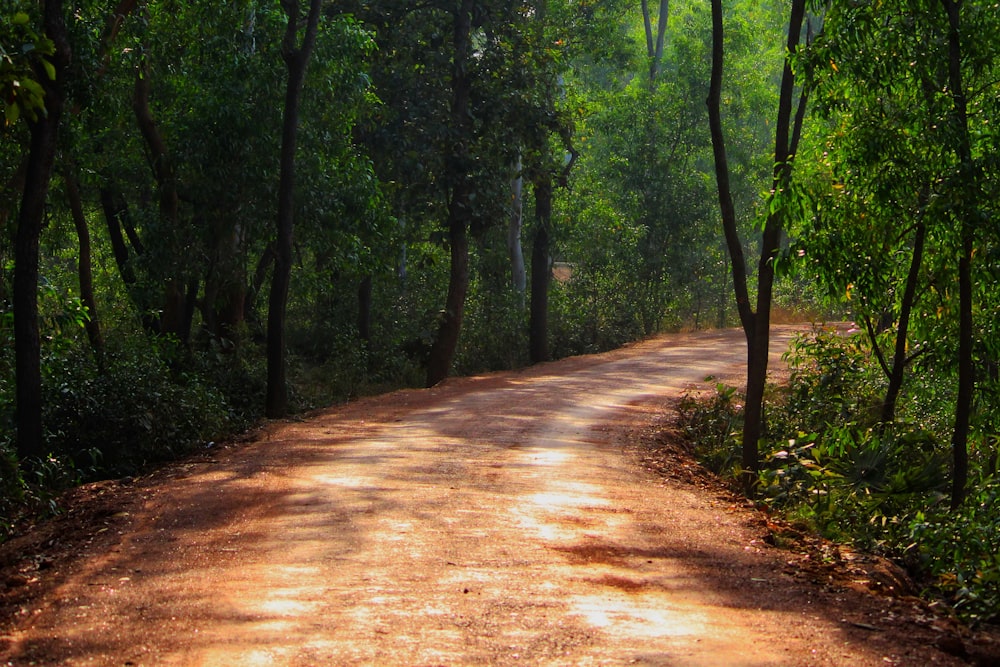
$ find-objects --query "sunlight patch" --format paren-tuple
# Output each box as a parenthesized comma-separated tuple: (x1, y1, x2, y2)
(569, 594, 710, 639)
(526, 491, 609, 509)
(313, 474, 381, 488)
(526, 449, 572, 466)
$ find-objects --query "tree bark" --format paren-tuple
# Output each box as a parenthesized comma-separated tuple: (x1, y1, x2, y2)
(133, 64, 186, 338)
(641, 0, 654, 58)
(425, 0, 476, 387)
(708, 0, 806, 493)
(649, 0, 669, 81)
(529, 177, 553, 364)
(358, 274, 373, 344)
(14, 0, 70, 462)
(940, 0, 973, 509)
(880, 217, 926, 424)
(266, 0, 323, 417)
(63, 163, 105, 362)
(508, 155, 526, 300)
(98, 185, 164, 332)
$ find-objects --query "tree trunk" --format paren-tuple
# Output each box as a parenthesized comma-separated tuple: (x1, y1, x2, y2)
(708, 0, 806, 493)
(205, 222, 247, 344)
(529, 177, 552, 364)
(940, 0, 973, 509)
(266, 0, 323, 418)
(358, 274, 373, 344)
(63, 163, 105, 363)
(641, 0, 654, 58)
(246, 241, 275, 324)
(14, 0, 70, 462)
(426, 207, 471, 386)
(881, 218, 926, 424)
(425, 1, 476, 387)
(133, 62, 185, 339)
(508, 155, 526, 300)
(650, 0, 669, 81)
(99, 186, 163, 332)
(100, 187, 137, 286)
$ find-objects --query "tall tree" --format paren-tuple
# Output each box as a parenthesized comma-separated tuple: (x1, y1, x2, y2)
(425, 0, 477, 387)
(62, 162, 105, 362)
(939, 0, 975, 508)
(800, 0, 1000, 507)
(13, 0, 70, 461)
(266, 0, 323, 417)
(708, 0, 808, 491)
(641, 0, 669, 81)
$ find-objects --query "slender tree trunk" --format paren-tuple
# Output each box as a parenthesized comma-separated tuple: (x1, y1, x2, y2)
(641, 0, 654, 57)
(508, 155, 526, 300)
(940, 0, 973, 509)
(881, 218, 926, 423)
(708, 0, 806, 493)
(133, 64, 186, 338)
(529, 177, 553, 364)
(100, 187, 137, 286)
(650, 0, 669, 81)
(266, 0, 322, 417)
(425, 0, 476, 387)
(426, 208, 471, 386)
(14, 0, 70, 462)
(358, 274, 373, 344)
(99, 186, 164, 332)
(952, 234, 973, 508)
(63, 163, 105, 362)
(246, 241, 275, 321)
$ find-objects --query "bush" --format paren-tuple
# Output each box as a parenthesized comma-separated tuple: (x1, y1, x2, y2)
(42, 335, 232, 478)
(908, 476, 1000, 625)
(677, 383, 744, 480)
(678, 327, 1000, 624)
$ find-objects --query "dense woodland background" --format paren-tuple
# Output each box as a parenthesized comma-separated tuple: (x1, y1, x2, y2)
(3, 0, 999, 624)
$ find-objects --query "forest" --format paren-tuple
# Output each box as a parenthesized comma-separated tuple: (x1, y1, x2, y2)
(2, 0, 999, 625)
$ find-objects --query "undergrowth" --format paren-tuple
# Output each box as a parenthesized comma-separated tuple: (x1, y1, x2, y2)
(678, 328, 1000, 626)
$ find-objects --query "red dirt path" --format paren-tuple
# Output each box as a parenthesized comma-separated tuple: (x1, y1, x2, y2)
(0, 326, 991, 665)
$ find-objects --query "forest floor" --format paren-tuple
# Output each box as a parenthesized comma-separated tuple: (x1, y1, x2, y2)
(1, 326, 999, 666)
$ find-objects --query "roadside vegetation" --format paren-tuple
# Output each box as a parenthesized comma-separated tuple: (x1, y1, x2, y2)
(680, 326, 1000, 625)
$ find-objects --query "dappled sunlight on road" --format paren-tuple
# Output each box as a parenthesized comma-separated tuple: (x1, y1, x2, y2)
(3, 327, 935, 667)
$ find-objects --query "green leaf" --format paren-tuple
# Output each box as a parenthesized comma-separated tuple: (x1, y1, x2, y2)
(41, 58, 55, 81)
(13, 12, 30, 25)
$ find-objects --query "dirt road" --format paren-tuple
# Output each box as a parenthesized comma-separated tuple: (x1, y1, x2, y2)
(0, 327, 970, 665)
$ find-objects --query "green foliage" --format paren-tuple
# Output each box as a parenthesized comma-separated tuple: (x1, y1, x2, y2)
(677, 383, 744, 480)
(456, 277, 529, 375)
(782, 329, 885, 429)
(41, 337, 231, 477)
(908, 476, 1000, 624)
(757, 425, 948, 546)
(1, 8, 55, 126)
(0, 448, 81, 540)
(682, 327, 1000, 623)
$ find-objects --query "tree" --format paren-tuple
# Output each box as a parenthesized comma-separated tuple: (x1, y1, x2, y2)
(800, 0, 1000, 507)
(424, 0, 478, 387)
(12, 0, 70, 462)
(708, 0, 809, 491)
(265, 0, 323, 418)
(641, 0, 669, 82)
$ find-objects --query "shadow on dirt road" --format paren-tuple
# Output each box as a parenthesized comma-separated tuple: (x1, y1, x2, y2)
(0, 326, 972, 666)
